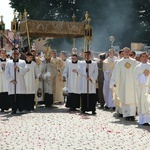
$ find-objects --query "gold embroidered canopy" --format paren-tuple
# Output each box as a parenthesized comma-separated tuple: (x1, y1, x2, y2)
(19, 20, 85, 38)
(11, 10, 92, 51)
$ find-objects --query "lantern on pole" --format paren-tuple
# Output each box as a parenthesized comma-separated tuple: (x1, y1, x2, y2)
(72, 13, 76, 50)
(0, 15, 5, 48)
(84, 11, 92, 51)
(11, 11, 19, 48)
(23, 9, 31, 51)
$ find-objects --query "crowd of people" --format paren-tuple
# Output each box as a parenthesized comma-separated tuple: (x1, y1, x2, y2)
(0, 46, 150, 125)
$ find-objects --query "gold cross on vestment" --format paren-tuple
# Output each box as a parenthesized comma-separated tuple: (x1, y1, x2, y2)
(124, 62, 131, 69)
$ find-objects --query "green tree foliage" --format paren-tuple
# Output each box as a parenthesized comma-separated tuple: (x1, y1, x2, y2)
(9, 0, 150, 52)
(133, 0, 150, 44)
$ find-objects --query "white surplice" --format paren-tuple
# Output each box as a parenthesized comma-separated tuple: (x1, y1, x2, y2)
(63, 60, 80, 94)
(0, 59, 9, 93)
(78, 60, 98, 94)
(5, 59, 27, 95)
(24, 61, 37, 94)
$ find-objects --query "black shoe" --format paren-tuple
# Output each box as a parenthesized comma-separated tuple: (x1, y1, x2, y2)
(45, 105, 52, 108)
(104, 106, 109, 109)
(92, 111, 97, 115)
(109, 107, 115, 111)
(69, 108, 74, 111)
(130, 116, 135, 121)
(125, 117, 130, 121)
(142, 123, 150, 126)
(81, 111, 85, 114)
(125, 116, 135, 121)
(11, 111, 16, 114)
(118, 114, 123, 117)
(99, 105, 104, 109)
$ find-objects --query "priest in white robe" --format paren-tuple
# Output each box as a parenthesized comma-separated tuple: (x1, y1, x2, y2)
(0, 49, 11, 112)
(112, 47, 138, 121)
(110, 50, 124, 117)
(39, 47, 57, 107)
(5, 48, 27, 114)
(63, 54, 80, 111)
(24, 52, 37, 111)
(78, 51, 98, 115)
(35, 56, 44, 105)
(134, 52, 150, 125)
(103, 49, 116, 109)
(51, 50, 65, 104)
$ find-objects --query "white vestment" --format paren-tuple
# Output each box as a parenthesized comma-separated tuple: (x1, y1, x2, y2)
(134, 62, 150, 124)
(40, 61, 57, 95)
(110, 59, 122, 114)
(113, 58, 138, 117)
(63, 60, 80, 94)
(103, 57, 116, 107)
(51, 57, 65, 103)
(24, 61, 37, 94)
(35, 60, 44, 103)
(5, 59, 27, 95)
(0, 59, 8, 93)
(78, 61, 98, 94)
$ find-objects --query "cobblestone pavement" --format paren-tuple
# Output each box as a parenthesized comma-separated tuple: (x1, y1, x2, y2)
(0, 104, 150, 150)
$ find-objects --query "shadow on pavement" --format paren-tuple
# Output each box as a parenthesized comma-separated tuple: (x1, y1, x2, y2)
(111, 112, 139, 126)
(0, 112, 27, 119)
(136, 124, 150, 132)
(33, 106, 78, 114)
(111, 119, 139, 126)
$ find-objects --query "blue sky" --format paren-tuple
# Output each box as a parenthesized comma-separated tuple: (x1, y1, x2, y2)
(0, 0, 14, 29)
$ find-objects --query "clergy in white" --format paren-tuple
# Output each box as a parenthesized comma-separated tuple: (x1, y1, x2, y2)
(24, 52, 37, 111)
(63, 54, 80, 111)
(103, 49, 116, 109)
(5, 49, 27, 114)
(78, 51, 98, 115)
(39, 47, 57, 107)
(0, 49, 11, 112)
(112, 47, 138, 121)
(110, 50, 124, 116)
(51, 50, 65, 104)
(35, 56, 44, 105)
(134, 52, 150, 125)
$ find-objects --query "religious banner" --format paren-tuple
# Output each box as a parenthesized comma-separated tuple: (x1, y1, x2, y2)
(20, 20, 85, 38)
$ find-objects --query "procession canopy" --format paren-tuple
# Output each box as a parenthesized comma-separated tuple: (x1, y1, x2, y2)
(19, 20, 85, 38)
